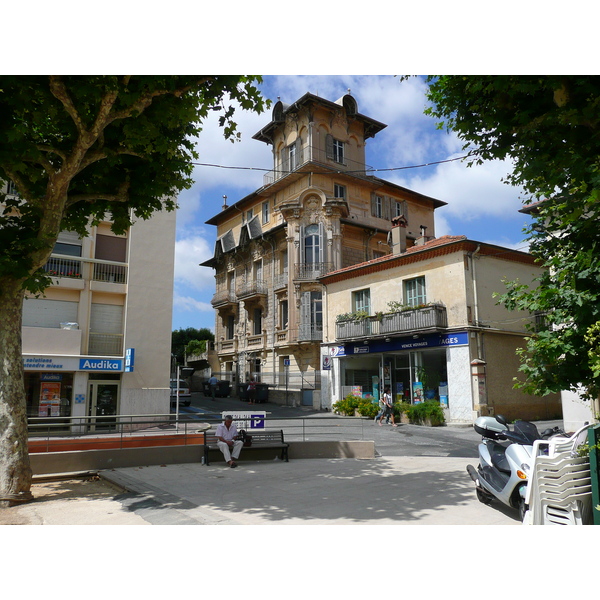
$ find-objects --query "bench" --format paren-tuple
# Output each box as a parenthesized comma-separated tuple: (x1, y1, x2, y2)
(202, 429, 289, 465)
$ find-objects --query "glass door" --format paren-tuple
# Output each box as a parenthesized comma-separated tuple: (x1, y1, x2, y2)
(88, 381, 120, 432)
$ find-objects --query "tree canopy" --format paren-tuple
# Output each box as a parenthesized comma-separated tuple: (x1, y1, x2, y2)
(425, 75, 600, 401)
(0, 76, 267, 505)
(172, 327, 215, 364)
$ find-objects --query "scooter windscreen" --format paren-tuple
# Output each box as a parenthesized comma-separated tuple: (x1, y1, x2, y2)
(512, 420, 540, 445)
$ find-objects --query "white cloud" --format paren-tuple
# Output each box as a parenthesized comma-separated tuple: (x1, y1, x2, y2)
(173, 233, 215, 291)
(393, 156, 525, 220)
(173, 293, 214, 314)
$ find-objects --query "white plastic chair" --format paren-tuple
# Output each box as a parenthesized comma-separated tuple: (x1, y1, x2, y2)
(523, 424, 593, 525)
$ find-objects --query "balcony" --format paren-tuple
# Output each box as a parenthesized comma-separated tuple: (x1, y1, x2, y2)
(211, 290, 237, 308)
(336, 304, 448, 341)
(273, 272, 288, 290)
(88, 332, 123, 356)
(294, 263, 333, 280)
(297, 324, 323, 342)
(237, 279, 268, 300)
(44, 254, 128, 285)
(263, 144, 374, 187)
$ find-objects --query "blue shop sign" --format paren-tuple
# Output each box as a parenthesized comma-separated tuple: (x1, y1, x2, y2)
(79, 358, 123, 371)
(345, 332, 468, 355)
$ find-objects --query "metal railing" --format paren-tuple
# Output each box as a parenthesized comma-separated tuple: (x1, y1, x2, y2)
(44, 253, 128, 284)
(336, 304, 448, 340)
(294, 262, 334, 280)
(263, 144, 374, 186)
(88, 332, 124, 356)
(28, 412, 366, 448)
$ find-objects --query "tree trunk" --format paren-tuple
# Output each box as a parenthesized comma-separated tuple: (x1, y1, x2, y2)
(0, 285, 33, 507)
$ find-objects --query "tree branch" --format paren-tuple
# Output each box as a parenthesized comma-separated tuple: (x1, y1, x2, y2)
(48, 76, 86, 137)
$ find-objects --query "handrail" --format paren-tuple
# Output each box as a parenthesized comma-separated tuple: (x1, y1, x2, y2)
(27, 412, 366, 448)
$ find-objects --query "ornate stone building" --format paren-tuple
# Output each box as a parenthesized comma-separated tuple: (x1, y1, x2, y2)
(202, 92, 445, 406)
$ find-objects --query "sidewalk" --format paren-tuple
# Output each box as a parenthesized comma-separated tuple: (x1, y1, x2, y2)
(1, 396, 534, 525)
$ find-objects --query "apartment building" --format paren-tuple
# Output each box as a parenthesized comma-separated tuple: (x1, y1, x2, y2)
(319, 219, 562, 423)
(3, 179, 177, 427)
(202, 92, 445, 406)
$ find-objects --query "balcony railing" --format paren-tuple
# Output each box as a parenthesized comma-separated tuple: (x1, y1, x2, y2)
(298, 324, 323, 342)
(237, 279, 268, 299)
(263, 144, 374, 186)
(273, 272, 288, 290)
(88, 332, 124, 356)
(44, 254, 127, 284)
(336, 304, 448, 340)
(211, 290, 237, 307)
(294, 262, 333, 280)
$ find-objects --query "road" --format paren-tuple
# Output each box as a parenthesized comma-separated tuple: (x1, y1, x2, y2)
(170, 390, 562, 460)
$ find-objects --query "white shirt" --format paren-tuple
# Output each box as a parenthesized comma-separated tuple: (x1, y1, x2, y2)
(216, 421, 238, 442)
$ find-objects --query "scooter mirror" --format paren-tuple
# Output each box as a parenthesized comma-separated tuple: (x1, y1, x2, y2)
(495, 414, 508, 427)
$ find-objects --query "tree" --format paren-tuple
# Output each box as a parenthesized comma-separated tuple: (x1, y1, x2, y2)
(425, 75, 600, 406)
(171, 327, 214, 365)
(0, 76, 268, 506)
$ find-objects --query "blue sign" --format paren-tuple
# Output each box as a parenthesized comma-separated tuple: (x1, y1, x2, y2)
(344, 332, 468, 355)
(79, 358, 122, 371)
(125, 348, 135, 372)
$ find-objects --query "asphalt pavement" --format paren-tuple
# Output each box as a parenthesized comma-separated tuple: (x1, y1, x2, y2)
(2, 392, 564, 526)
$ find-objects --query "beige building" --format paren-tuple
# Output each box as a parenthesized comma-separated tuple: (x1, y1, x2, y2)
(5, 176, 177, 428)
(319, 222, 562, 423)
(202, 92, 445, 405)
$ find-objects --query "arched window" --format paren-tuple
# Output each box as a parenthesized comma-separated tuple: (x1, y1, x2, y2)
(304, 223, 321, 265)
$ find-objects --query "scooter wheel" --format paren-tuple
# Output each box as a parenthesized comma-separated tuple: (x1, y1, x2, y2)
(476, 488, 493, 505)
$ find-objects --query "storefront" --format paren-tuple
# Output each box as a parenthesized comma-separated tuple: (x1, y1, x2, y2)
(324, 331, 473, 421)
(23, 355, 124, 429)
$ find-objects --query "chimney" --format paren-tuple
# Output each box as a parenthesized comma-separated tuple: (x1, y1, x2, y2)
(416, 224, 428, 246)
(390, 215, 408, 255)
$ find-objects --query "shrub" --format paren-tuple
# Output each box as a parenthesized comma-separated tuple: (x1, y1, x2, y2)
(332, 395, 362, 416)
(405, 401, 446, 426)
(394, 402, 412, 418)
(357, 399, 379, 419)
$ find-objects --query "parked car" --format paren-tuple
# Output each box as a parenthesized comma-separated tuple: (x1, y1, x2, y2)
(170, 379, 191, 406)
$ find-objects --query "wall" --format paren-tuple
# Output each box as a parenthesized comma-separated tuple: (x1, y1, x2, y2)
(122, 207, 176, 415)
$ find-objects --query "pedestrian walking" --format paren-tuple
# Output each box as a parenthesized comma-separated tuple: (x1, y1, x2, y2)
(247, 376, 257, 404)
(208, 373, 218, 401)
(378, 386, 397, 427)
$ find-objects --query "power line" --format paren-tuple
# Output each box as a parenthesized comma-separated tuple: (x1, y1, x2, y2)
(190, 153, 473, 175)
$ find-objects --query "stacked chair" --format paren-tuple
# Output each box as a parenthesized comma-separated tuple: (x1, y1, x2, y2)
(523, 424, 593, 525)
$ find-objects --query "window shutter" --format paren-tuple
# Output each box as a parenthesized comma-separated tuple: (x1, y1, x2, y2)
(299, 292, 311, 339)
(383, 196, 391, 221)
(326, 134, 334, 159)
(318, 222, 325, 264)
(22, 298, 78, 328)
(90, 303, 124, 334)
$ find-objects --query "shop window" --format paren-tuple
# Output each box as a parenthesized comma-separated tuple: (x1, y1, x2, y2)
(26, 372, 74, 419)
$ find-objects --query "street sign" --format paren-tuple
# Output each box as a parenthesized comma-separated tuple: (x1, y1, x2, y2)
(222, 411, 266, 430)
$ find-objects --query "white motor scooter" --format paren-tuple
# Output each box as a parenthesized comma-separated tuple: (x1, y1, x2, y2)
(467, 415, 562, 521)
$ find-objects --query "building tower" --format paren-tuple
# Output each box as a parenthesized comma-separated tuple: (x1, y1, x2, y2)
(202, 92, 445, 407)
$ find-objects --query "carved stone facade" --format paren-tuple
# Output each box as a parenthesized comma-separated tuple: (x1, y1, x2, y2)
(201, 92, 446, 407)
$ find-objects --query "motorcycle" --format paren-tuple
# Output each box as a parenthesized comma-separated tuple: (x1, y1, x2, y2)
(467, 415, 564, 521)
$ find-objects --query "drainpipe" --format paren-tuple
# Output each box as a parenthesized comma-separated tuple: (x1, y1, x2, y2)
(470, 244, 482, 356)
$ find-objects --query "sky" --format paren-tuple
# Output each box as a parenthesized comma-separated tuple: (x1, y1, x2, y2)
(172, 75, 534, 333)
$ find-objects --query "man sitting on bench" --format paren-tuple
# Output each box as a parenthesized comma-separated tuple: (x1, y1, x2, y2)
(215, 415, 243, 468)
